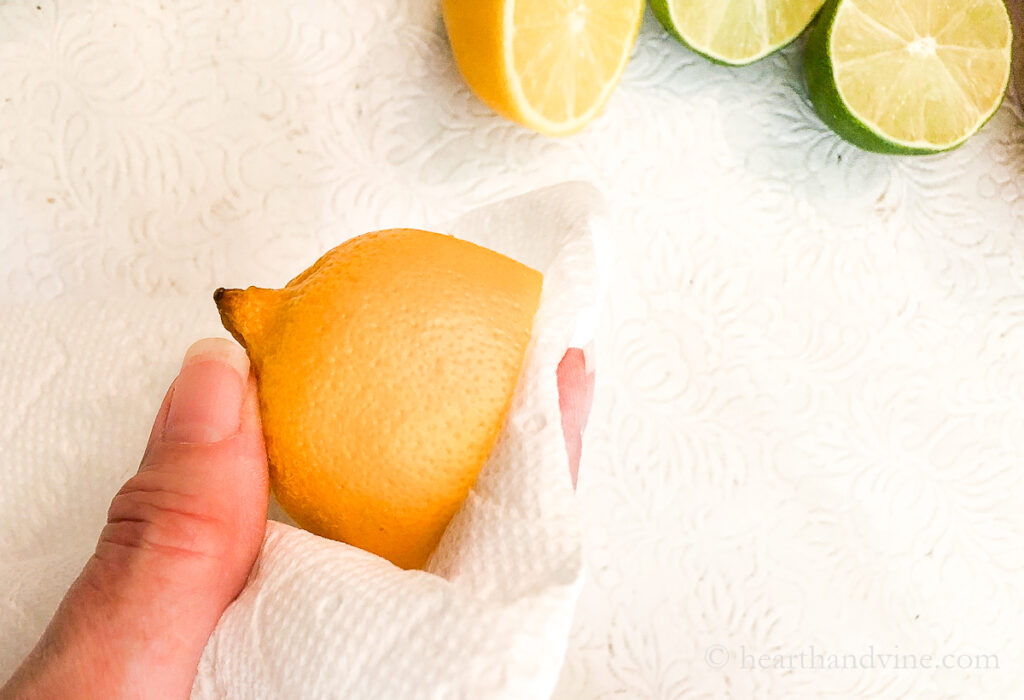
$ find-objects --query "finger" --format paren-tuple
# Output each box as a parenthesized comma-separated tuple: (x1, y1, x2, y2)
(557, 346, 595, 489)
(1, 338, 269, 699)
(138, 337, 251, 470)
(97, 338, 268, 602)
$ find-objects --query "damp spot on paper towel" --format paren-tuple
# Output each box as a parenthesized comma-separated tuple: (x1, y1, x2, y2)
(523, 415, 546, 434)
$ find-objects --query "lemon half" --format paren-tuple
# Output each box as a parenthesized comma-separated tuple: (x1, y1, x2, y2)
(443, 0, 644, 136)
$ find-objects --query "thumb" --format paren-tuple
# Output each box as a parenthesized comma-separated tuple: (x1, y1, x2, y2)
(2, 339, 269, 699)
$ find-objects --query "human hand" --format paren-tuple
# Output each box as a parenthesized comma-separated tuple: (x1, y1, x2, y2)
(1, 337, 593, 699)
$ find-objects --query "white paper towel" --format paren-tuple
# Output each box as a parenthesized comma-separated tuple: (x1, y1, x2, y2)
(0, 183, 605, 699)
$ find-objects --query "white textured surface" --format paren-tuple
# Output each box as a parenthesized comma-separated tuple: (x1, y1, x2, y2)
(2, 0, 1024, 697)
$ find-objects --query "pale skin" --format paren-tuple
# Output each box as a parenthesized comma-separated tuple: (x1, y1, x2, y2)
(1, 338, 594, 699)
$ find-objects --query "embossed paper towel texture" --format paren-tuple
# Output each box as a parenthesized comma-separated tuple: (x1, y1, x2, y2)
(2, 0, 1024, 697)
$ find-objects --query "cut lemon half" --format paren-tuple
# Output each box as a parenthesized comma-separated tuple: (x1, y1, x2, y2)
(649, 0, 827, 65)
(442, 0, 644, 136)
(805, 0, 1013, 154)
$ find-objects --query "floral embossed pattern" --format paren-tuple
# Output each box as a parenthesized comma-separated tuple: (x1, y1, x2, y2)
(2, 0, 1024, 697)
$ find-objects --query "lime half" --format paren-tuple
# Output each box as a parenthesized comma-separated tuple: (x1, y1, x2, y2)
(805, 0, 1013, 154)
(650, 0, 827, 65)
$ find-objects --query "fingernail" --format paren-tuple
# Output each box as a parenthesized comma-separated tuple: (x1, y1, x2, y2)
(164, 338, 249, 443)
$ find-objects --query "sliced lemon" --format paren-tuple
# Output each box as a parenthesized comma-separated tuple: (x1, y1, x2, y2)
(650, 0, 827, 65)
(805, 0, 1013, 154)
(442, 0, 644, 136)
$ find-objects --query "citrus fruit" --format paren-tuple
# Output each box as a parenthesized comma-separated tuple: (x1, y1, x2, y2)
(215, 229, 542, 569)
(649, 0, 826, 65)
(805, 0, 1012, 154)
(442, 0, 644, 136)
